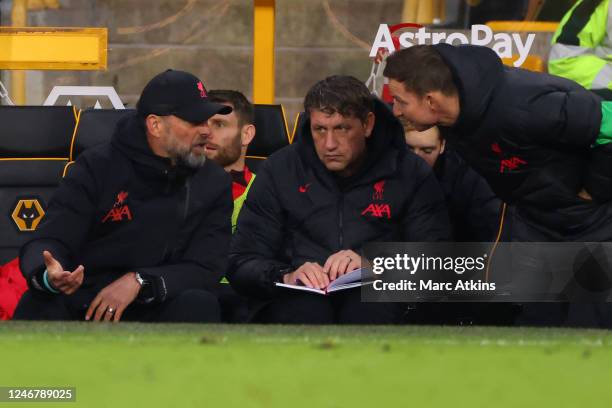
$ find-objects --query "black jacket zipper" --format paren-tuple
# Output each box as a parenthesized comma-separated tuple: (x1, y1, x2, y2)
(338, 193, 344, 249)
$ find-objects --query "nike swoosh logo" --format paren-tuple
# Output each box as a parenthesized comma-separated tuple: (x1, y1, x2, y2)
(299, 183, 311, 193)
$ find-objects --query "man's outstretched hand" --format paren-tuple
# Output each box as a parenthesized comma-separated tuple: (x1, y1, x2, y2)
(43, 250, 84, 295)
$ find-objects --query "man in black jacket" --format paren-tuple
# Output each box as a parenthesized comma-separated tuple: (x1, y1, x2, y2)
(384, 45, 612, 326)
(404, 125, 513, 325)
(404, 125, 502, 242)
(384, 44, 612, 241)
(228, 75, 451, 324)
(14, 69, 233, 323)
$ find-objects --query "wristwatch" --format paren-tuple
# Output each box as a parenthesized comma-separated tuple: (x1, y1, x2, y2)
(135, 272, 156, 304)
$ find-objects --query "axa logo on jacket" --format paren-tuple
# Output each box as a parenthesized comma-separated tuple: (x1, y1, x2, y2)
(362, 203, 392, 219)
(102, 190, 133, 223)
(491, 143, 528, 173)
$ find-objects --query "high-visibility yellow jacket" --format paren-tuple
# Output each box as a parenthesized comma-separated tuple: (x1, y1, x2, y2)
(231, 166, 256, 233)
(549, 0, 612, 91)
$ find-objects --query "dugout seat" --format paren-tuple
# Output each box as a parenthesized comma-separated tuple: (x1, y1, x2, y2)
(0, 106, 76, 264)
(247, 105, 291, 172)
(70, 108, 134, 161)
(291, 111, 307, 144)
(0, 159, 67, 264)
(0, 106, 76, 158)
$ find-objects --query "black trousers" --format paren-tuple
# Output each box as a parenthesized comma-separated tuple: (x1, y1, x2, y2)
(510, 212, 612, 328)
(13, 288, 221, 323)
(251, 288, 404, 324)
(217, 282, 249, 323)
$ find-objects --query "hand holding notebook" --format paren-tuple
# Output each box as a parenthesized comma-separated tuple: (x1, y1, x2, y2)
(275, 268, 367, 295)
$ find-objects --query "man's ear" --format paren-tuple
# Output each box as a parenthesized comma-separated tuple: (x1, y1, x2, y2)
(145, 115, 164, 138)
(241, 124, 256, 147)
(425, 92, 437, 111)
(426, 91, 446, 114)
(440, 137, 446, 155)
(364, 112, 375, 138)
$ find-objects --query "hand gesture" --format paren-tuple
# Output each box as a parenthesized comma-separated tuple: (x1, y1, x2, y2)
(43, 250, 84, 295)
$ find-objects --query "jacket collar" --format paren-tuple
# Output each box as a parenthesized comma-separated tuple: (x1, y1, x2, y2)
(433, 44, 504, 134)
(111, 112, 197, 180)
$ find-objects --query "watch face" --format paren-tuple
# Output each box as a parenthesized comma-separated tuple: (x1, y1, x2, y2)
(136, 280, 156, 304)
(140, 281, 155, 299)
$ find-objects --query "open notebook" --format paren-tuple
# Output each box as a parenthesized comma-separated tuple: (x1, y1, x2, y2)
(275, 268, 369, 295)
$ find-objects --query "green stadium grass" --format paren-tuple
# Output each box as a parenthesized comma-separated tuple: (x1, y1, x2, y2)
(1, 322, 611, 407)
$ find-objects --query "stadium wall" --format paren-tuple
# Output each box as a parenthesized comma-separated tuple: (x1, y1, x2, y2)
(0, 0, 554, 127)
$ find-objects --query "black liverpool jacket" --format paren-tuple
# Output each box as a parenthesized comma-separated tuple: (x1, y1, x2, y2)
(434, 150, 501, 242)
(20, 113, 233, 301)
(435, 44, 612, 239)
(228, 100, 451, 299)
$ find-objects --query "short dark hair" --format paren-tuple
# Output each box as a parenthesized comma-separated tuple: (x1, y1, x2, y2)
(384, 46, 457, 96)
(207, 90, 254, 127)
(304, 75, 375, 123)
